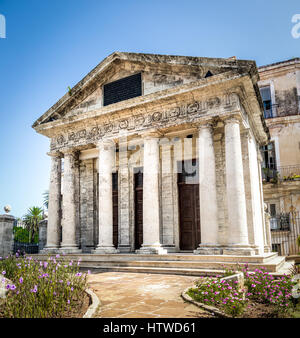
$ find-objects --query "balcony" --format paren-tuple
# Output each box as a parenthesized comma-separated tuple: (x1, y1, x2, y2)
(277, 165, 300, 181)
(262, 165, 300, 183)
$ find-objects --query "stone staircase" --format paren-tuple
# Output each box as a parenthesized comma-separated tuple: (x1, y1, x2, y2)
(33, 252, 294, 276)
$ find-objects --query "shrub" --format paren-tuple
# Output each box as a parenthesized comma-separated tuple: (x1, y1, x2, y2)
(242, 265, 295, 315)
(187, 277, 247, 317)
(0, 253, 88, 318)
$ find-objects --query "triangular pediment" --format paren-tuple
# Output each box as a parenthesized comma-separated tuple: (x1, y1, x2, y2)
(32, 52, 257, 128)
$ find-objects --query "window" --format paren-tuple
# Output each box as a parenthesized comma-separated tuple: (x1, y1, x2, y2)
(269, 204, 276, 217)
(103, 73, 142, 106)
(261, 142, 277, 182)
(260, 86, 273, 118)
(261, 142, 277, 170)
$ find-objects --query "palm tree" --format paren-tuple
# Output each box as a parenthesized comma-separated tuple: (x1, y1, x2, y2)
(23, 206, 44, 243)
(43, 190, 49, 209)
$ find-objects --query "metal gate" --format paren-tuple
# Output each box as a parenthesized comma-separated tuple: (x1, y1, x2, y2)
(270, 212, 300, 256)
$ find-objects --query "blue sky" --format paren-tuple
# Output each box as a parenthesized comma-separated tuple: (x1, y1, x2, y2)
(0, 0, 300, 217)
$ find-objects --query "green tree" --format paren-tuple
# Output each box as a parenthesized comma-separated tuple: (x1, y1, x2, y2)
(22, 206, 44, 243)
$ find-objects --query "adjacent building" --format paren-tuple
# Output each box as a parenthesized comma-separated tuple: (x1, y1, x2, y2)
(258, 58, 300, 255)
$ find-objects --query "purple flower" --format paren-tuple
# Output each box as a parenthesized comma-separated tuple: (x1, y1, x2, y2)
(2, 271, 6, 275)
(30, 285, 38, 293)
(19, 277, 23, 284)
(75, 272, 82, 277)
(10, 284, 16, 290)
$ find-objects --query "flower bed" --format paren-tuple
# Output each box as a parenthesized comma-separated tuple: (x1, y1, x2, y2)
(0, 252, 90, 318)
(186, 265, 300, 318)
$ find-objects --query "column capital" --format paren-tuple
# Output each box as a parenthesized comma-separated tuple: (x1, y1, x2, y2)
(97, 138, 116, 149)
(60, 147, 79, 156)
(196, 121, 214, 132)
(223, 115, 241, 125)
(142, 130, 162, 140)
(240, 128, 251, 141)
(47, 150, 63, 158)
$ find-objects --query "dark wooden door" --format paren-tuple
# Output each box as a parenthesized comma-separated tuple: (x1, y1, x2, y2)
(134, 171, 143, 249)
(112, 172, 118, 248)
(178, 159, 200, 251)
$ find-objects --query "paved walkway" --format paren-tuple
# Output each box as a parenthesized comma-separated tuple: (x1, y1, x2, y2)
(87, 272, 213, 318)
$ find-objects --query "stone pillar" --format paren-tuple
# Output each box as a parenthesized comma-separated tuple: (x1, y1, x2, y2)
(38, 219, 48, 252)
(94, 139, 119, 254)
(43, 152, 61, 252)
(161, 139, 176, 252)
(223, 117, 254, 256)
(136, 133, 167, 254)
(60, 149, 81, 253)
(194, 122, 221, 255)
(0, 214, 15, 257)
(80, 159, 95, 253)
(118, 137, 131, 252)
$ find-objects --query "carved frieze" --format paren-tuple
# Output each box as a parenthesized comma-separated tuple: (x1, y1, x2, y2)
(50, 93, 240, 151)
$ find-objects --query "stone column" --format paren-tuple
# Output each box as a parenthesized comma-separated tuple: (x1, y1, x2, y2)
(60, 149, 81, 253)
(161, 139, 176, 252)
(194, 122, 221, 255)
(223, 117, 254, 256)
(80, 159, 95, 253)
(94, 139, 119, 254)
(136, 133, 167, 254)
(118, 137, 131, 252)
(43, 152, 62, 252)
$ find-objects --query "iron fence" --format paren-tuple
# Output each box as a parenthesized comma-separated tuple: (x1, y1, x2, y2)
(13, 242, 39, 255)
(270, 212, 300, 256)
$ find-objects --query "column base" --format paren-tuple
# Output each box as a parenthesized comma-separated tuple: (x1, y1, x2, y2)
(162, 245, 177, 253)
(135, 245, 167, 255)
(264, 246, 272, 253)
(222, 245, 256, 256)
(194, 245, 223, 255)
(117, 245, 132, 253)
(40, 245, 60, 254)
(59, 245, 82, 254)
(93, 246, 120, 254)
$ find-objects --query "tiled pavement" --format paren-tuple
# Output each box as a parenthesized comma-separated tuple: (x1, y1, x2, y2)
(87, 272, 214, 318)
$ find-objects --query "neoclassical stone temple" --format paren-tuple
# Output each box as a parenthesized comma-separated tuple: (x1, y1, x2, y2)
(33, 52, 271, 256)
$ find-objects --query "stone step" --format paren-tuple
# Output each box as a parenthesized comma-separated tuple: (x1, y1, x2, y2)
(79, 257, 286, 273)
(81, 265, 226, 277)
(77, 259, 279, 270)
(272, 260, 295, 277)
(32, 252, 286, 273)
(33, 252, 278, 263)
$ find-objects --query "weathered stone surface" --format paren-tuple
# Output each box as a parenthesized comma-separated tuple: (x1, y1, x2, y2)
(0, 214, 15, 257)
(32, 52, 269, 256)
(38, 219, 48, 252)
